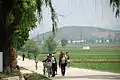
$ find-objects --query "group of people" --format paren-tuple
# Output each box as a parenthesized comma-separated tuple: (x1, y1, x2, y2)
(43, 52, 70, 77)
(21, 51, 70, 77)
(43, 54, 57, 77)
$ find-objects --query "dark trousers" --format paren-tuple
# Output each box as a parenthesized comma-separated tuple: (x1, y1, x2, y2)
(35, 63, 38, 70)
(23, 57, 24, 61)
(55, 63, 57, 74)
(61, 63, 66, 76)
(52, 63, 56, 77)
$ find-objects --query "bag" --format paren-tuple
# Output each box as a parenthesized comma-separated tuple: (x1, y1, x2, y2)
(67, 59, 70, 62)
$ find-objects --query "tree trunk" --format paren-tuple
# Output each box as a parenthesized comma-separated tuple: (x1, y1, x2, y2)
(3, 45, 12, 73)
(0, 0, 14, 73)
(0, 25, 13, 73)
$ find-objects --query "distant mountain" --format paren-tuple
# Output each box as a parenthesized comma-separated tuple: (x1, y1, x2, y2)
(32, 26, 120, 42)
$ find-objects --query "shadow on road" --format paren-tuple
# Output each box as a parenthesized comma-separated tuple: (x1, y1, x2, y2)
(55, 75, 120, 79)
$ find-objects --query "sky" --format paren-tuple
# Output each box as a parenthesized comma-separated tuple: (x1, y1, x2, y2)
(29, 0, 120, 38)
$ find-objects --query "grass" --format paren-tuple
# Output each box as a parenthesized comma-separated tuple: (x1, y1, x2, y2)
(0, 69, 21, 79)
(37, 44, 120, 73)
(71, 63, 120, 73)
(23, 73, 51, 80)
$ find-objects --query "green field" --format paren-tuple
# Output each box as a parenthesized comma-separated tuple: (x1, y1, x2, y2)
(37, 44, 120, 73)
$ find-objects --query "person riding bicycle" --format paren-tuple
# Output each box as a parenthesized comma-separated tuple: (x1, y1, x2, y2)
(43, 54, 53, 77)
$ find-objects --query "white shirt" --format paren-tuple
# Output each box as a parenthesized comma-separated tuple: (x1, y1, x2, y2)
(51, 57, 55, 63)
(61, 57, 66, 64)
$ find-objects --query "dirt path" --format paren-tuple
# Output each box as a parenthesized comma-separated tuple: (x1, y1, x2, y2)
(17, 56, 120, 80)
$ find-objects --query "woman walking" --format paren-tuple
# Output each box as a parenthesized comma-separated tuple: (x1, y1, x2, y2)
(65, 52, 70, 67)
(59, 52, 67, 76)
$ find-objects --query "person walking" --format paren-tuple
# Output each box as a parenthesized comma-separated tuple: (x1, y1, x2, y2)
(22, 52, 25, 61)
(43, 55, 50, 75)
(59, 52, 67, 76)
(51, 55, 57, 77)
(65, 52, 70, 67)
(35, 59, 38, 70)
(54, 57, 57, 75)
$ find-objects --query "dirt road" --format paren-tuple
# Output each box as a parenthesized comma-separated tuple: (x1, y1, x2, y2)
(17, 56, 120, 80)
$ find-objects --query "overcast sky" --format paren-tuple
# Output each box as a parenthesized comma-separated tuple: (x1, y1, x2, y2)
(29, 0, 119, 38)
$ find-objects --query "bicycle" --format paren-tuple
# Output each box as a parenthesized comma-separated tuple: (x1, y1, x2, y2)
(43, 61, 52, 77)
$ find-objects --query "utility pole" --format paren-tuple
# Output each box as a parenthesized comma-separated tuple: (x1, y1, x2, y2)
(108, 31, 112, 43)
(80, 28, 83, 47)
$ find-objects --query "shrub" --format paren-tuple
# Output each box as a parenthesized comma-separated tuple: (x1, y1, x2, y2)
(24, 73, 51, 80)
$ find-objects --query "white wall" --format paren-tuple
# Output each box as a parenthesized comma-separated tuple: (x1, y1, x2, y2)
(0, 52, 3, 72)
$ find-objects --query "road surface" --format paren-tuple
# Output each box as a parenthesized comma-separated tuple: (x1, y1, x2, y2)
(17, 56, 120, 80)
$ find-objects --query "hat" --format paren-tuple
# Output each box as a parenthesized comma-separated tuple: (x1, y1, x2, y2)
(52, 54, 54, 56)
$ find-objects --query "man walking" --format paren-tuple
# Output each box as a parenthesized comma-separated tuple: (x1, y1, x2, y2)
(22, 52, 25, 61)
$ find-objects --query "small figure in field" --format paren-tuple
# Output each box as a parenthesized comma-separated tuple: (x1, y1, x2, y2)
(59, 52, 67, 76)
(65, 52, 70, 67)
(22, 52, 25, 61)
(35, 59, 38, 70)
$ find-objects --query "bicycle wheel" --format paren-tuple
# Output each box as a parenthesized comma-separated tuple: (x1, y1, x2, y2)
(47, 67, 50, 77)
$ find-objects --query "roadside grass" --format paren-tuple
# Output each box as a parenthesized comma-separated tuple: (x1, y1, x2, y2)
(0, 69, 21, 79)
(23, 73, 51, 80)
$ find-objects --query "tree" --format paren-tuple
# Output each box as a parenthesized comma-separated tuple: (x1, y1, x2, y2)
(21, 39, 40, 60)
(43, 35, 57, 53)
(61, 39, 68, 47)
(110, 0, 120, 17)
(0, 0, 57, 72)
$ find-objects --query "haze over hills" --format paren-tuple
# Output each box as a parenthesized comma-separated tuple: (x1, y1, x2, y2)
(32, 26, 120, 42)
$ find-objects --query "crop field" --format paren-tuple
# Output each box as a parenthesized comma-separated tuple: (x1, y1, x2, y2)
(38, 44, 120, 73)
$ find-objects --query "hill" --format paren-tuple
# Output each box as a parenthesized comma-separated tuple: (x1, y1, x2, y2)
(32, 26, 120, 42)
